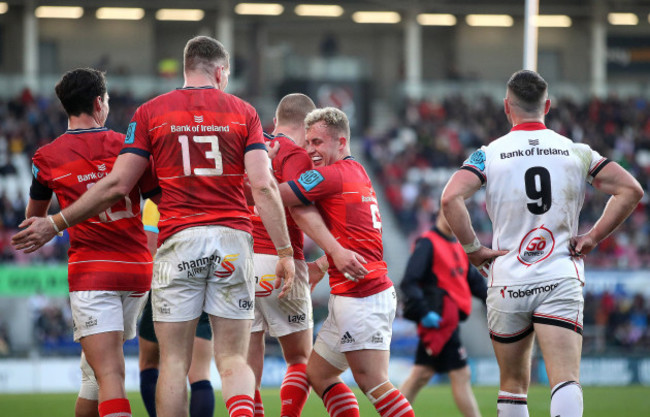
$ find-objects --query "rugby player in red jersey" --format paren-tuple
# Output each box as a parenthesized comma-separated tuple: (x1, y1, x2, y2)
(22, 68, 159, 417)
(278, 108, 415, 417)
(13, 37, 294, 417)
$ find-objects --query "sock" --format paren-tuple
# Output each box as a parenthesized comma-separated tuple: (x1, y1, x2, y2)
(322, 383, 360, 417)
(226, 394, 255, 417)
(370, 388, 415, 417)
(497, 391, 529, 417)
(139, 369, 159, 417)
(280, 363, 310, 417)
(98, 398, 131, 417)
(254, 389, 264, 417)
(190, 380, 215, 417)
(550, 381, 583, 417)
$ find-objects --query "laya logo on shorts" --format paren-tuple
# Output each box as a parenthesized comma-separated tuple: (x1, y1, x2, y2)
(503, 283, 559, 298)
(517, 225, 555, 266)
(214, 254, 239, 278)
(297, 170, 324, 192)
(125, 122, 136, 144)
(288, 313, 306, 324)
(238, 299, 254, 310)
(255, 274, 276, 297)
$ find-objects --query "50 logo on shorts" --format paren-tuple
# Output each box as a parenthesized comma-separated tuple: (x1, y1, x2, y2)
(255, 274, 276, 297)
(517, 225, 555, 266)
(214, 254, 239, 278)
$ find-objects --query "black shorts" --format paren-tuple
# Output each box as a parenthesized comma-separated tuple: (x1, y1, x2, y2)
(414, 328, 467, 373)
(139, 294, 212, 342)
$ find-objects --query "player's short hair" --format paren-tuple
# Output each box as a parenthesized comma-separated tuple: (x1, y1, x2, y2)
(184, 36, 229, 75)
(507, 70, 548, 113)
(305, 107, 350, 140)
(55, 68, 106, 117)
(276, 94, 316, 127)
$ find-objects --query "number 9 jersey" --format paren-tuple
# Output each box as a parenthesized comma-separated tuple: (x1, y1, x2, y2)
(461, 122, 609, 287)
(121, 87, 266, 244)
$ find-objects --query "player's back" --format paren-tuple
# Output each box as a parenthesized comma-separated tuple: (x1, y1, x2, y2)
(128, 87, 265, 243)
(33, 128, 152, 291)
(474, 123, 607, 286)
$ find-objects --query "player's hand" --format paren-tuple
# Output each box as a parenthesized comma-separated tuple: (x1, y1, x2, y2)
(569, 234, 597, 259)
(11, 217, 58, 253)
(330, 246, 368, 282)
(275, 256, 296, 299)
(307, 257, 328, 292)
(421, 311, 442, 328)
(468, 246, 509, 278)
(266, 141, 280, 160)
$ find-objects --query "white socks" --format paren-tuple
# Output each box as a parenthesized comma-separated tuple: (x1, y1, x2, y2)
(550, 381, 583, 417)
(497, 391, 529, 417)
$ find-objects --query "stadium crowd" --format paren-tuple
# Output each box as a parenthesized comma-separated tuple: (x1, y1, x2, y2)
(2, 89, 650, 358)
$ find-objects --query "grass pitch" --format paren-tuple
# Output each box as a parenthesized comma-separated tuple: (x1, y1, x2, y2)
(1, 385, 648, 416)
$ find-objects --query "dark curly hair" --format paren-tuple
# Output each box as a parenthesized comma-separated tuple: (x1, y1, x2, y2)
(55, 68, 106, 117)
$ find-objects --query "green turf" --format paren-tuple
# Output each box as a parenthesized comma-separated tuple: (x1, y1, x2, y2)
(0, 385, 648, 416)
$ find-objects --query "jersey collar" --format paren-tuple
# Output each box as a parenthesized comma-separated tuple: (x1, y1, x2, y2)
(66, 127, 108, 134)
(177, 86, 217, 90)
(343, 155, 355, 161)
(511, 122, 546, 131)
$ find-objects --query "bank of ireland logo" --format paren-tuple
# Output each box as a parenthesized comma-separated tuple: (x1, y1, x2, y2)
(214, 254, 239, 278)
(255, 274, 276, 297)
(194, 115, 204, 123)
(517, 225, 555, 266)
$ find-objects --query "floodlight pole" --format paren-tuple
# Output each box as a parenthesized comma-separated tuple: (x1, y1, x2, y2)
(523, 0, 539, 71)
(23, 0, 38, 91)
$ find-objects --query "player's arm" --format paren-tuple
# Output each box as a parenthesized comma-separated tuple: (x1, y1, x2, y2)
(245, 148, 295, 298)
(400, 238, 440, 322)
(25, 172, 54, 218)
(466, 265, 487, 303)
(288, 204, 368, 281)
(441, 169, 508, 274)
(12, 153, 147, 253)
(570, 162, 643, 257)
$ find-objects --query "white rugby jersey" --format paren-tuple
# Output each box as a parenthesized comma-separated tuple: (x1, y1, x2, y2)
(461, 122, 609, 287)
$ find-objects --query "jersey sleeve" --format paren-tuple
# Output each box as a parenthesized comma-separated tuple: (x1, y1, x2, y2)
(460, 147, 487, 185)
(142, 199, 160, 233)
(244, 106, 266, 153)
(120, 105, 152, 159)
(277, 146, 313, 182)
(138, 158, 161, 199)
(287, 165, 342, 206)
(586, 148, 610, 184)
(30, 148, 54, 200)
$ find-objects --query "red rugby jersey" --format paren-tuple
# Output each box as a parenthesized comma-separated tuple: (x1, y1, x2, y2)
(250, 133, 313, 260)
(287, 157, 393, 297)
(32, 127, 157, 292)
(121, 87, 266, 244)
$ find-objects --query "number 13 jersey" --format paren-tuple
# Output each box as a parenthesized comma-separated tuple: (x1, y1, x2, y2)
(122, 87, 266, 244)
(461, 122, 609, 287)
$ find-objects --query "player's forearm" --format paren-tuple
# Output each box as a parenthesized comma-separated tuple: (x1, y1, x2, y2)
(588, 188, 642, 244)
(289, 205, 341, 255)
(441, 193, 477, 246)
(60, 173, 127, 229)
(253, 181, 291, 250)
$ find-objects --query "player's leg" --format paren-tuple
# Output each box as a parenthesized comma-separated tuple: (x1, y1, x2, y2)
(247, 330, 266, 417)
(277, 328, 312, 417)
(532, 278, 584, 417)
(75, 352, 99, 417)
(188, 324, 215, 417)
(307, 350, 359, 417)
(399, 339, 436, 403)
(154, 319, 198, 417)
(138, 294, 159, 417)
(448, 366, 481, 417)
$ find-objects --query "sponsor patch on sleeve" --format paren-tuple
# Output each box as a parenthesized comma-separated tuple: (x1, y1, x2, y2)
(463, 149, 486, 171)
(297, 170, 324, 192)
(32, 163, 39, 179)
(125, 122, 136, 144)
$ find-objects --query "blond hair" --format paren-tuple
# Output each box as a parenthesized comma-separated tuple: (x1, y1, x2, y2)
(304, 107, 350, 140)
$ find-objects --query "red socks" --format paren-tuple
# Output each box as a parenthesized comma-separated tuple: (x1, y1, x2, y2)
(322, 383, 360, 417)
(254, 389, 264, 417)
(98, 398, 131, 417)
(226, 395, 255, 417)
(372, 389, 414, 417)
(280, 363, 310, 417)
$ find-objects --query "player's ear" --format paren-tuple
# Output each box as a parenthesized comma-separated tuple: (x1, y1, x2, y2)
(94, 96, 103, 112)
(543, 99, 551, 115)
(503, 98, 510, 115)
(338, 136, 347, 150)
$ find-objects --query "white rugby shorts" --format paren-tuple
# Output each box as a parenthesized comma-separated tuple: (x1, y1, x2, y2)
(152, 225, 255, 322)
(251, 254, 313, 337)
(69, 289, 148, 342)
(314, 286, 396, 371)
(487, 278, 584, 343)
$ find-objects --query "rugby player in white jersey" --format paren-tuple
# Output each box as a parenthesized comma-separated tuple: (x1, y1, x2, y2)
(441, 70, 643, 417)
